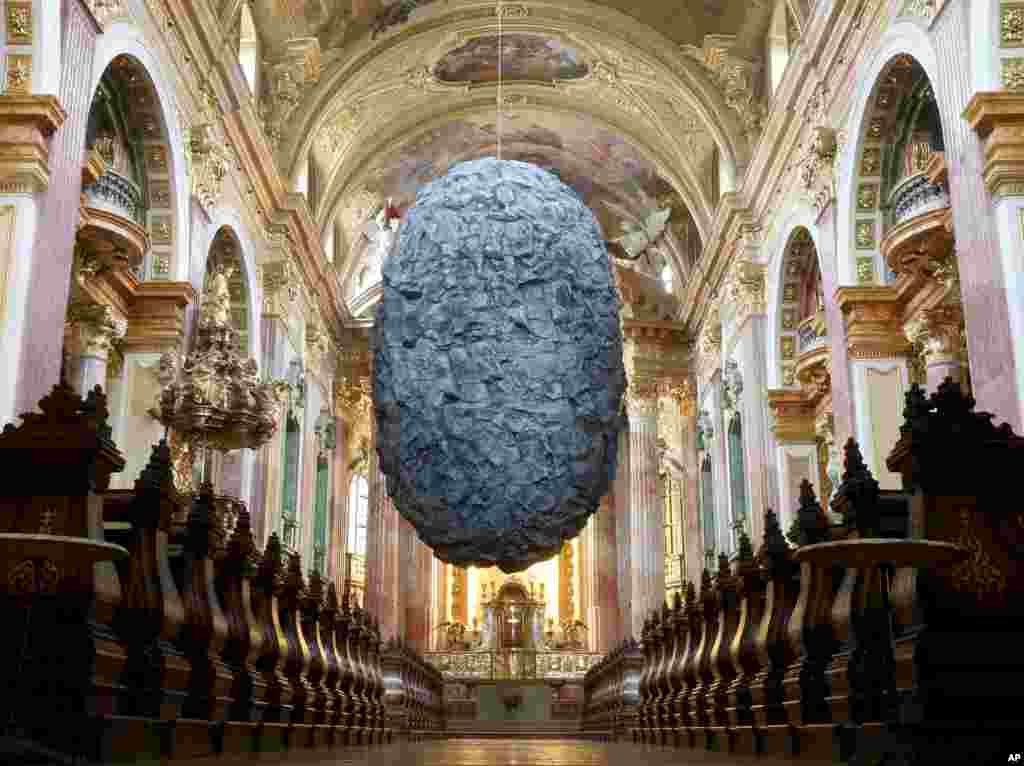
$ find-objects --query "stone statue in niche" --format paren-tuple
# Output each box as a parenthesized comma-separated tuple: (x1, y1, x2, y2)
(201, 260, 235, 327)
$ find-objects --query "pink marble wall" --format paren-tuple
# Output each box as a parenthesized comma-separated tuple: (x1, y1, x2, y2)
(817, 209, 856, 448)
(16, 0, 99, 413)
(931, 5, 1021, 431)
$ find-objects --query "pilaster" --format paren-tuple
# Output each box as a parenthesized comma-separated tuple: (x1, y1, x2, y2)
(835, 287, 912, 489)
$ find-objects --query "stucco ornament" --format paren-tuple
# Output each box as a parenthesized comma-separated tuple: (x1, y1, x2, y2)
(374, 158, 626, 572)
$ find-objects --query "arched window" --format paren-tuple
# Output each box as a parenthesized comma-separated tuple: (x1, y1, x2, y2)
(700, 454, 715, 570)
(348, 475, 369, 556)
(727, 415, 748, 553)
(660, 263, 674, 293)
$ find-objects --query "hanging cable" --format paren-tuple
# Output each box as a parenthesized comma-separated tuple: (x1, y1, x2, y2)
(497, 0, 503, 160)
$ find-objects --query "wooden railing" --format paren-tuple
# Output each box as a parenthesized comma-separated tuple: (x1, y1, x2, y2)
(585, 379, 1024, 764)
(0, 379, 440, 763)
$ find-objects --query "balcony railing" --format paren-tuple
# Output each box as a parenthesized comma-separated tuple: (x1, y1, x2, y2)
(424, 650, 601, 681)
(797, 315, 828, 355)
(83, 170, 145, 225)
(889, 172, 949, 227)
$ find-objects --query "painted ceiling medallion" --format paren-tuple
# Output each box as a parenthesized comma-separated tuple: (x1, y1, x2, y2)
(434, 34, 589, 83)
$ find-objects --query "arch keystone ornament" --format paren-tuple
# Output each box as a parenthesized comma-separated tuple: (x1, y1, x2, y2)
(373, 158, 625, 573)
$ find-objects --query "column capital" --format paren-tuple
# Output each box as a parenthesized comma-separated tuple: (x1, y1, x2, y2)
(625, 376, 661, 418)
(0, 94, 66, 193)
(65, 301, 126, 359)
(834, 286, 913, 361)
(964, 92, 1024, 199)
(906, 303, 965, 366)
(720, 256, 766, 331)
(257, 259, 299, 318)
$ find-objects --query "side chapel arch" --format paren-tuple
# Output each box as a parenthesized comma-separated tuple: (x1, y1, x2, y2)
(91, 23, 189, 282)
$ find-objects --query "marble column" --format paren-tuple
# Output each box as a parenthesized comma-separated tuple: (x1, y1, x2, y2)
(921, 304, 965, 390)
(626, 382, 664, 639)
(252, 263, 294, 546)
(63, 302, 126, 395)
(733, 317, 774, 543)
(14, 0, 98, 416)
(612, 430, 632, 639)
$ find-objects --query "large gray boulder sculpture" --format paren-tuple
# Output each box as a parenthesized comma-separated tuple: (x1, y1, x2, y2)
(374, 158, 625, 572)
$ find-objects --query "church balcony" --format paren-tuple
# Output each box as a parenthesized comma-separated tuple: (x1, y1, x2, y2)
(881, 153, 954, 285)
(889, 171, 949, 228)
(797, 314, 828, 356)
(79, 169, 150, 275)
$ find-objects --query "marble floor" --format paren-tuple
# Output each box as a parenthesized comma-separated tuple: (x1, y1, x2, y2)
(194, 738, 834, 766)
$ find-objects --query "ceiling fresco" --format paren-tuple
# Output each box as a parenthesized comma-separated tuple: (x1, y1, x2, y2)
(434, 34, 589, 83)
(354, 111, 677, 238)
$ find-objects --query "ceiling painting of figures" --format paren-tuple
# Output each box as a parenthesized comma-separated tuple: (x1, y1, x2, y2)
(434, 34, 589, 83)
(355, 111, 675, 236)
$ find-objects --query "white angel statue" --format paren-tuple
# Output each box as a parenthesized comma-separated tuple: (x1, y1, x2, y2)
(358, 198, 401, 289)
(604, 198, 672, 262)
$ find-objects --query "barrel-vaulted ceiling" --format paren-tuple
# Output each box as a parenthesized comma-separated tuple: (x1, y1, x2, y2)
(239, 0, 778, 309)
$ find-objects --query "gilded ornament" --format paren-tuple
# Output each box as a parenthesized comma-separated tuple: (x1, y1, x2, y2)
(876, 88, 894, 108)
(147, 146, 168, 172)
(495, 4, 529, 17)
(902, 0, 937, 19)
(153, 255, 169, 275)
(855, 220, 876, 249)
(781, 336, 796, 360)
(868, 119, 884, 139)
(1001, 57, 1024, 90)
(150, 179, 171, 208)
(6, 3, 31, 43)
(857, 184, 879, 211)
(782, 364, 796, 386)
(783, 283, 799, 303)
(950, 509, 1007, 595)
(857, 257, 876, 285)
(782, 309, 797, 331)
(1002, 3, 1024, 45)
(150, 217, 172, 244)
(4, 54, 31, 93)
(861, 147, 881, 176)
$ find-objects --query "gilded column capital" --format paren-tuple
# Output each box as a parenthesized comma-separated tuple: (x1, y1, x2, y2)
(916, 304, 964, 364)
(964, 92, 1024, 199)
(834, 286, 913, 360)
(337, 376, 372, 438)
(666, 378, 696, 417)
(626, 376, 661, 418)
(65, 301, 127, 359)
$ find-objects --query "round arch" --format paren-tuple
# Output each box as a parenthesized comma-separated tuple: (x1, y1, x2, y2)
(91, 22, 190, 284)
(836, 21, 942, 286)
(192, 211, 262, 367)
(764, 207, 823, 390)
